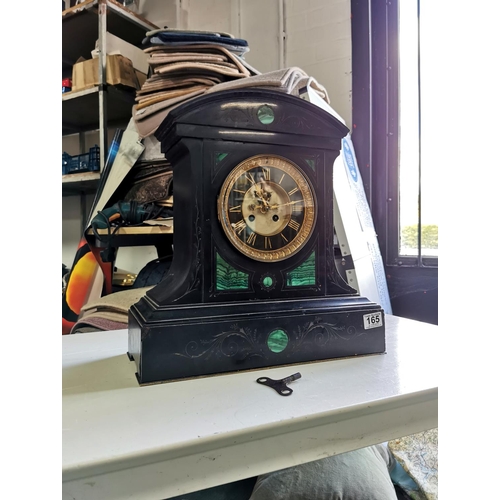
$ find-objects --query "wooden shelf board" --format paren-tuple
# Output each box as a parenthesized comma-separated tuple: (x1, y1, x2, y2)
(62, 171, 101, 196)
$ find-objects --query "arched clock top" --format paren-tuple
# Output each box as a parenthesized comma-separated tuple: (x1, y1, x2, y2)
(155, 89, 349, 152)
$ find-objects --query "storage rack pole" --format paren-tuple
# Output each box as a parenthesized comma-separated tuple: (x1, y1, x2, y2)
(98, 0, 108, 172)
(79, 131, 87, 234)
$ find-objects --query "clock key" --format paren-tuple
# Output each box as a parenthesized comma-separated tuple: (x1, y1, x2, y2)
(256, 372, 302, 396)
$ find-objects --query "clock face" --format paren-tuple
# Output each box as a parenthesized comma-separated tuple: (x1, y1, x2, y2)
(218, 154, 316, 262)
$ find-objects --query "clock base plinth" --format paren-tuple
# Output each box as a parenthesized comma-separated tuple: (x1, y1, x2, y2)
(128, 296, 386, 385)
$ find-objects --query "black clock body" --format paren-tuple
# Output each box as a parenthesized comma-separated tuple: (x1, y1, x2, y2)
(129, 89, 385, 385)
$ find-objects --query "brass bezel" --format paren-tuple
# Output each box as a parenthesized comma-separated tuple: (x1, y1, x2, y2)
(218, 154, 316, 262)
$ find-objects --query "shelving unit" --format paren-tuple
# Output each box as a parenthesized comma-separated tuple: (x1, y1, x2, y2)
(62, 0, 157, 193)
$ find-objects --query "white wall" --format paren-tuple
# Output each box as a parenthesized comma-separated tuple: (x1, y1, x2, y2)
(63, 0, 352, 274)
(285, 0, 352, 127)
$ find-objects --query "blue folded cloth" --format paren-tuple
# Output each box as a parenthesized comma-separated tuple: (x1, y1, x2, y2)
(143, 31, 249, 47)
(145, 28, 236, 39)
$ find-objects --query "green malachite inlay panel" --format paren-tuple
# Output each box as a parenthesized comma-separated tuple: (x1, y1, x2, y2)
(305, 158, 316, 171)
(286, 251, 316, 286)
(215, 152, 228, 164)
(257, 105, 275, 124)
(216, 253, 249, 290)
(267, 329, 289, 353)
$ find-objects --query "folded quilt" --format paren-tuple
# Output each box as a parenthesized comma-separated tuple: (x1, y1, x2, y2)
(143, 44, 258, 75)
(79, 286, 153, 315)
(134, 88, 206, 121)
(135, 85, 209, 110)
(147, 53, 228, 66)
(133, 89, 207, 138)
(146, 44, 252, 76)
(137, 76, 221, 96)
(146, 38, 249, 56)
(205, 66, 330, 103)
(154, 61, 247, 78)
(78, 310, 128, 323)
(71, 316, 127, 334)
(145, 28, 235, 39)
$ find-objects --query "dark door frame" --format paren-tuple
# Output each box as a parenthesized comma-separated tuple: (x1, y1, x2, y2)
(351, 0, 438, 324)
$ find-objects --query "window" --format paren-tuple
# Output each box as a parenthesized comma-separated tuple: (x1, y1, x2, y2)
(351, 0, 438, 323)
(399, 0, 438, 261)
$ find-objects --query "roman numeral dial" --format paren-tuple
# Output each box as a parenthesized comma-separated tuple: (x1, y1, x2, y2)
(218, 154, 317, 262)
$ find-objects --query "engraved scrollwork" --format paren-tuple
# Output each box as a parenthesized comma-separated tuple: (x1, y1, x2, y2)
(220, 107, 254, 127)
(346, 326, 357, 336)
(313, 154, 322, 170)
(279, 112, 323, 133)
(291, 317, 361, 353)
(189, 193, 202, 290)
(314, 329, 329, 347)
(174, 324, 265, 361)
(185, 340, 199, 355)
(177, 188, 202, 301)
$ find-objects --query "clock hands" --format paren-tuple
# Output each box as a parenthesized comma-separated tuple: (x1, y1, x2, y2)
(251, 183, 302, 214)
(253, 184, 273, 213)
(270, 199, 303, 210)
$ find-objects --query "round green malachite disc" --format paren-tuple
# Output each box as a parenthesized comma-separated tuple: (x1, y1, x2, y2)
(262, 276, 273, 288)
(267, 329, 289, 353)
(257, 105, 275, 124)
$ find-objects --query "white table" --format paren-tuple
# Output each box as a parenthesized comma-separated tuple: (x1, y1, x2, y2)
(62, 314, 438, 500)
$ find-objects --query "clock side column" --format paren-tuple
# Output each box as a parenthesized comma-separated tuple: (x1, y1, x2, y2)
(136, 137, 206, 309)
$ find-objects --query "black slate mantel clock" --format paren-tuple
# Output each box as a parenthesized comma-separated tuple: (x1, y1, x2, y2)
(128, 89, 385, 385)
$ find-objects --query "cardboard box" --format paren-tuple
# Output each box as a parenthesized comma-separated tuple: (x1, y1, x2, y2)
(72, 54, 141, 92)
(91, 32, 149, 74)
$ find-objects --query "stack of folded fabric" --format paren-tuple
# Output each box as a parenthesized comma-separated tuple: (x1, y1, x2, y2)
(133, 29, 259, 138)
(132, 30, 334, 140)
(70, 286, 153, 334)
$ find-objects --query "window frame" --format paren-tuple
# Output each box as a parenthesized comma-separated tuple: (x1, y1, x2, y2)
(351, 0, 438, 322)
